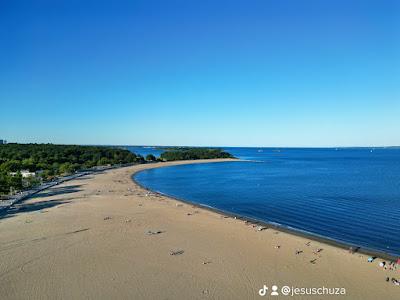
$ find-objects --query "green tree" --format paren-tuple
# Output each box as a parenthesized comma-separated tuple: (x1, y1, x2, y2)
(0, 172, 9, 194)
(8, 171, 23, 192)
(1, 160, 22, 172)
(136, 155, 145, 163)
(59, 163, 73, 174)
(98, 157, 110, 166)
(21, 158, 36, 171)
(24, 176, 41, 188)
(145, 154, 157, 161)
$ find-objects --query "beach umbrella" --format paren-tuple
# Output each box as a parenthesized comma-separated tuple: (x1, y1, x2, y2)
(397, 258, 400, 265)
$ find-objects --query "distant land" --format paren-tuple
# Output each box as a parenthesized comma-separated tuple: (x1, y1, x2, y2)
(0, 143, 234, 196)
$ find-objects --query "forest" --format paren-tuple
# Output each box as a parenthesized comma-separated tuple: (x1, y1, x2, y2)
(160, 148, 234, 161)
(0, 144, 234, 195)
(0, 144, 141, 194)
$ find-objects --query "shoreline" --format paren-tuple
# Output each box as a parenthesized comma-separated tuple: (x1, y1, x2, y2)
(131, 161, 399, 261)
(1, 158, 399, 299)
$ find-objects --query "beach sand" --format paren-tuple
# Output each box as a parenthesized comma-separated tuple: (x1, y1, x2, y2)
(0, 159, 398, 299)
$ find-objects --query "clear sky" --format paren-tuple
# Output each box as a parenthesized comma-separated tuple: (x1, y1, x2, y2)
(1, 0, 399, 147)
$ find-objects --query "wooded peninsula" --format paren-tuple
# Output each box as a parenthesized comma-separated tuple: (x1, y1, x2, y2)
(0, 144, 233, 195)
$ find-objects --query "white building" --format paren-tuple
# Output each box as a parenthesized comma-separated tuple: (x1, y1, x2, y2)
(9, 170, 36, 178)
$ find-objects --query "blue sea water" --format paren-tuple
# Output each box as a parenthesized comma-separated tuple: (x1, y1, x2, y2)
(124, 146, 164, 158)
(133, 147, 400, 256)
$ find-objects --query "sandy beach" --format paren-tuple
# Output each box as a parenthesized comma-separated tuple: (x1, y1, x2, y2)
(0, 159, 398, 300)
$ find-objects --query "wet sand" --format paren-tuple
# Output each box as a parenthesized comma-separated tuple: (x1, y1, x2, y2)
(0, 159, 399, 299)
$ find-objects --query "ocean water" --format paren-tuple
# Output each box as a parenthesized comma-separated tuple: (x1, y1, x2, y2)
(134, 147, 400, 256)
(124, 146, 164, 158)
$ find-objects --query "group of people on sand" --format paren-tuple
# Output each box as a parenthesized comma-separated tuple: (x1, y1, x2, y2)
(361, 253, 400, 286)
(380, 260, 399, 286)
(378, 260, 398, 271)
(384, 261, 398, 271)
(386, 277, 399, 286)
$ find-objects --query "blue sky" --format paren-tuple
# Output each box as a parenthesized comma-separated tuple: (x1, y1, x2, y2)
(1, 0, 399, 147)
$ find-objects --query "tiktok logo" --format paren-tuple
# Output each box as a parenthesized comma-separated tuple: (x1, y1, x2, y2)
(258, 285, 268, 296)
(258, 284, 279, 296)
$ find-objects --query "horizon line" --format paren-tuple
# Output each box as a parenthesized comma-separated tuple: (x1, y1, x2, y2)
(1, 141, 400, 149)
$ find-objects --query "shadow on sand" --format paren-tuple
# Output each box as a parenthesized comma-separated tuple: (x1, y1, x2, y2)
(0, 198, 71, 220)
(0, 184, 83, 221)
(30, 184, 83, 199)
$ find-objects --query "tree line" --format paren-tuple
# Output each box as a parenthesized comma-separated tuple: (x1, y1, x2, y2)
(0, 144, 234, 195)
(0, 144, 142, 194)
(160, 148, 234, 161)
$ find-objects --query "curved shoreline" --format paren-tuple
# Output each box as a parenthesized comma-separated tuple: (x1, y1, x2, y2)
(132, 160, 399, 261)
(2, 158, 399, 299)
